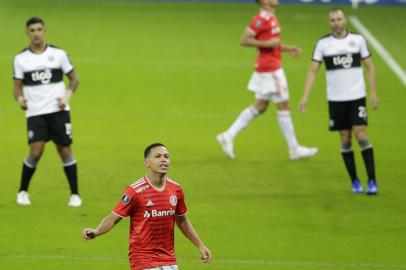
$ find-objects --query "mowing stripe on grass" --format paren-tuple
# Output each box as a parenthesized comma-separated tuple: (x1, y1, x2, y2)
(1, 254, 406, 269)
(350, 16, 406, 87)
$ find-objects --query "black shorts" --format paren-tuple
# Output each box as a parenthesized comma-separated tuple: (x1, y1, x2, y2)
(328, 97, 368, 131)
(27, 111, 73, 145)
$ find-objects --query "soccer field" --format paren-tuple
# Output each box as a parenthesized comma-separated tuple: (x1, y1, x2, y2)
(0, 1, 406, 269)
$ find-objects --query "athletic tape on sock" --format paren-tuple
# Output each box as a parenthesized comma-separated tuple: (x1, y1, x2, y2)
(62, 155, 77, 167)
(340, 143, 353, 153)
(358, 140, 373, 151)
(23, 156, 37, 168)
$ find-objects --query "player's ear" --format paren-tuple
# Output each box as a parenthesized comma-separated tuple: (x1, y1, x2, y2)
(144, 158, 150, 168)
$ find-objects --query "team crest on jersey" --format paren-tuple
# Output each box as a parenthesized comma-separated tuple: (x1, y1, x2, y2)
(169, 195, 177, 206)
(121, 194, 130, 204)
(255, 20, 262, 28)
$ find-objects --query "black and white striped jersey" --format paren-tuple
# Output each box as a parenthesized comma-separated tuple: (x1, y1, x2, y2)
(13, 45, 74, 118)
(312, 32, 371, 101)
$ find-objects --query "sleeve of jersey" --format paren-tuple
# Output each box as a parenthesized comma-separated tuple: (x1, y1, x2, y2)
(61, 51, 74, 75)
(13, 57, 24, 80)
(112, 186, 137, 218)
(311, 41, 323, 63)
(360, 36, 372, 59)
(248, 17, 263, 35)
(176, 187, 188, 216)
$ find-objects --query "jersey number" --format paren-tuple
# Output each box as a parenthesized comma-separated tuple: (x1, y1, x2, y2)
(65, 123, 72, 138)
(358, 106, 367, 119)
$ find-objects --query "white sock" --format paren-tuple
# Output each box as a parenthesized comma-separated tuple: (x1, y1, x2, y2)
(226, 106, 259, 140)
(277, 110, 298, 150)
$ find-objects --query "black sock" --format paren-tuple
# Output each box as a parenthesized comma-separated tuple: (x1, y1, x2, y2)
(64, 163, 79, 194)
(361, 147, 376, 181)
(19, 163, 36, 191)
(341, 151, 358, 182)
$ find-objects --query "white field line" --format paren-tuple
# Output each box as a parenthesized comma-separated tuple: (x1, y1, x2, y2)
(350, 16, 406, 87)
(1, 254, 406, 269)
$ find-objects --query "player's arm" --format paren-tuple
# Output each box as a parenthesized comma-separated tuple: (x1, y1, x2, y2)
(240, 28, 280, 49)
(58, 70, 79, 110)
(83, 212, 122, 240)
(362, 57, 378, 110)
(13, 79, 27, 110)
(299, 61, 322, 112)
(175, 215, 212, 263)
(281, 45, 302, 58)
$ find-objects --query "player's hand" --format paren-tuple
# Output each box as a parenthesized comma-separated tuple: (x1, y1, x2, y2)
(370, 94, 378, 110)
(198, 245, 212, 263)
(17, 96, 28, 110)
(83, 228, 97, 240)
(299, 97, 308, 112)
(288, 47, 302, 58)
(58, 97, 69, 110)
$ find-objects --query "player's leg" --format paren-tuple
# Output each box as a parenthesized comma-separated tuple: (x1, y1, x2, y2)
(272, 69, 317, 160)
(17, 115, 49, 205)
(51, 111, 82, 206)
(339, 129, 362, 193)
(216, 99, 266, 159)
(353, 125, 377, 195)
(217, 71, 272, 159)
(350, 97, 377, 195)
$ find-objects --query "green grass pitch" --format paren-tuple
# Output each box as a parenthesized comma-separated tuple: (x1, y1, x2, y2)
(0, 1, 405, 269)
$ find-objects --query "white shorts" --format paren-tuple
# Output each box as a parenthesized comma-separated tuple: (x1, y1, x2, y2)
(247, 68, 289, 103)
(144, 265, 178, 270)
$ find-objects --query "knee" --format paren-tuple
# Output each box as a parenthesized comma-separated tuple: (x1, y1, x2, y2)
(30, 148, 44, 161)
(256, 104, 268, 114)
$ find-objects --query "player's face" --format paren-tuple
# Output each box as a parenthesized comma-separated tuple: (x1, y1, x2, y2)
(26, 23, 45, 45)
(145, 146, 170, 174)
(329, 11, 347, 35)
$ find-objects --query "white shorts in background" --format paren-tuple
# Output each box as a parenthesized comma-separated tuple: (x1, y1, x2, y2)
(247, 68, 289, 103)
(144, 265, 178, 270)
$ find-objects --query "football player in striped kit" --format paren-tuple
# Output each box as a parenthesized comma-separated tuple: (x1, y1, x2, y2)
(13, 17, 81, 206)
(299, 8, 378, 195)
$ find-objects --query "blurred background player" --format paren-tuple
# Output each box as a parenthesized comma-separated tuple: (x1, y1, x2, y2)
(299, 8, 378, 195)
(217, 0, 318, 160)
(83, 143, 212, 270)
(13, 17, 81, 206)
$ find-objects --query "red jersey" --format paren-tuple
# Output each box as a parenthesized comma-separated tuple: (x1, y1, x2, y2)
(248, 9, 282, 72)
(113, 176, 188, 270)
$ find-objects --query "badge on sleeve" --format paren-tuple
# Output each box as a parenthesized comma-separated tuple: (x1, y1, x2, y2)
(121, 194, 130, 204)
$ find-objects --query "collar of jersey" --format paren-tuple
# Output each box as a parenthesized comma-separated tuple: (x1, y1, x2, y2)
(28, 44, 48, 55)
(144, 175, 167, 192)
(259, 8, 274, 20)
(331, 29, 350, 40)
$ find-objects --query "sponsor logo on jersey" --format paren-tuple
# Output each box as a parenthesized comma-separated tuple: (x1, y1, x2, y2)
(136, 185, 150, 193)
(146, 200, 154, 207)
(169, 196, 177, 206)
(31, 69, 53, 84)
(121, 194, 130, 204)
(143, 208, 176, 218)
(332, 53, 353, 69)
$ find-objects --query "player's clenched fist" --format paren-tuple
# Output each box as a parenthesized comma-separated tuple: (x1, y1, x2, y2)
(83, 228, 97, 240)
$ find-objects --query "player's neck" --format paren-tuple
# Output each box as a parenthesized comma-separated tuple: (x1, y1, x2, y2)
(332, 29, 348, 39)
(147, 173, 166, 189)
(29, 42, 47, 54)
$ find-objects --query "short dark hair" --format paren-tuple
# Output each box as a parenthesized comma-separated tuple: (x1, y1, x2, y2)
(144, 143, 166, 158)
(26, 17, 44, 28)
(255, 0, 260, 3)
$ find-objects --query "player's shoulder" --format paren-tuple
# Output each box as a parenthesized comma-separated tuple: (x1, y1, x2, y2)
(47, 44, 68, 55)
(129, 176, 148, 189)
(14, 48, 29, 59)
(166, 177, 183, 189)
(348, 31, 366, 41)
(317, 33, 332, 42)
